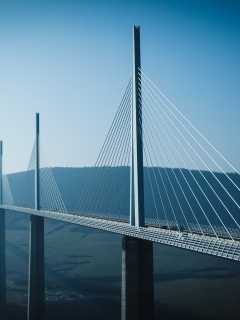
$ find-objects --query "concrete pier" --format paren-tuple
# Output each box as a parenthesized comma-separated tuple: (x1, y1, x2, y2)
(0, 209, 6, 320)
(27, 215, 45, 320)
(27, 113, 45, 319)
(121, 236, 154, 320)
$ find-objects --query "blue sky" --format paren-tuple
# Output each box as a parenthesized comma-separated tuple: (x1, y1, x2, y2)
(0, 0, 239, 173)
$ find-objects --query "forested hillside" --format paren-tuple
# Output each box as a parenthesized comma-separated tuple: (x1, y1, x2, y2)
(6, 167, 240, 228)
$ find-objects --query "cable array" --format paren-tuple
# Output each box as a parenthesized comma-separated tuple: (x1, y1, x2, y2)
(1, 162, 14, 205)
(39, 142, 67, 213)
(15, 141, 36, 208)
(14, 139, 67, 213)
(75, 80, 132, 218)
(139, 68, 240, 240)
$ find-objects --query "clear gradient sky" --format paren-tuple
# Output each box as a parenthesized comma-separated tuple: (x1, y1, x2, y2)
(0, 0, 239, 173)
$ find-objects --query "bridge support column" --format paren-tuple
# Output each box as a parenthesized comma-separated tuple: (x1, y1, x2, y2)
(27, 215, 45, 320)
(0, 209, 6, 320)
(0, 141, 6, 320)
(28, 113, 45, 320)
(121, 236, 154, 320)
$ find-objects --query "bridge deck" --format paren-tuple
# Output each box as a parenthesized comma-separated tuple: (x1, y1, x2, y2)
(1, 205, 240, 262)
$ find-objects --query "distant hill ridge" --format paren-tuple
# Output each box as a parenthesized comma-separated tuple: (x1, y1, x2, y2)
(6, 167, 240, 228)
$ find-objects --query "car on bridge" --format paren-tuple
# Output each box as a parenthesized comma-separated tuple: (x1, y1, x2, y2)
(176, 232, 188, 239)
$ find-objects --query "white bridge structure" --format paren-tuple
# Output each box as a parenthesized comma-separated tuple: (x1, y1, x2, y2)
(0, 26, 240, 320)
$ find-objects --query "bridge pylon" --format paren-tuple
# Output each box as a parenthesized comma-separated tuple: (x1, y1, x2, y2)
(27, 113, 45, 320)
(121, 26, 154, 320)
(130, 25, 144, 227)
(0, 140, 6, 320)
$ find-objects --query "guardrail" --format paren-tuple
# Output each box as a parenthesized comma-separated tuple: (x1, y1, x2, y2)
(1, 204, 240, 261)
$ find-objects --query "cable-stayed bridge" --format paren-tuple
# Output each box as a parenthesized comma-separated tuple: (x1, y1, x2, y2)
(1, 26, 240, 320)
(2, 59, 240, 262)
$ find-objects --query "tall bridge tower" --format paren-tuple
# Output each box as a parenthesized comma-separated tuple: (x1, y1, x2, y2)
(121, 26, 154, 320)
(0, 141, 6, 320)
(27, 113, 45, 320)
